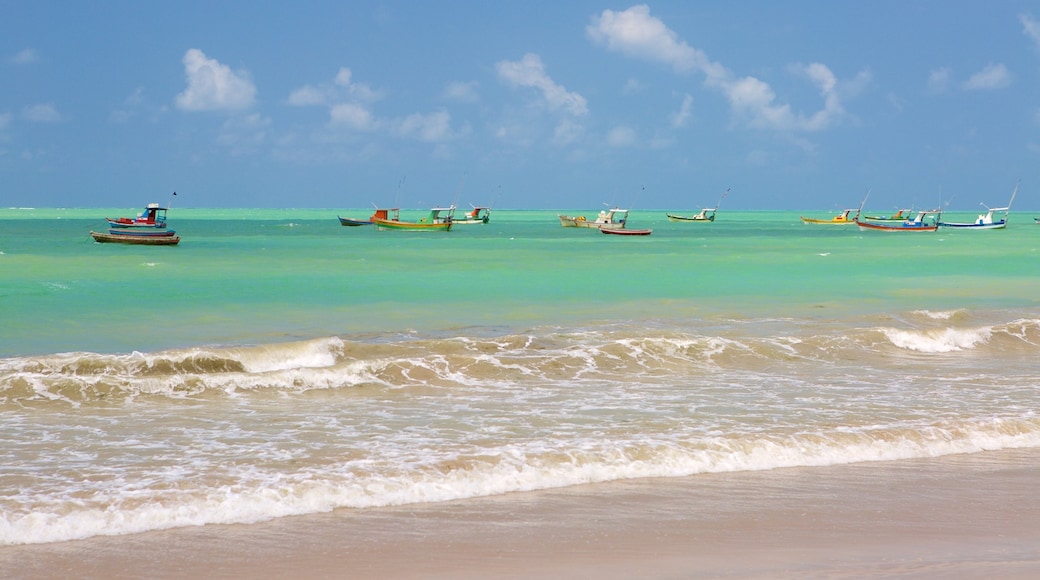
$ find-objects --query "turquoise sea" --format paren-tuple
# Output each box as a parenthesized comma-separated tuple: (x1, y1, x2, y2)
(2, 206, 1040, 545)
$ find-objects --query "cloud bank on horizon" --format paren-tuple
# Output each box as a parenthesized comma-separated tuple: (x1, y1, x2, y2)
(2, 2, 1038, 209)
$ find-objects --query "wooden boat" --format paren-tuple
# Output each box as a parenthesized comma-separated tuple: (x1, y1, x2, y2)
(371, 206, 455, 231)
(856, 209, 941, 232)
(559, 207, 628, 230)
(666, 208, 716, 222)
(91, 231, 180, 245)
(938, 182, 1018, 230)
(453, 206, 491, 225)
(666, 188, 727, 222)
(601, 227, 652, 236)
(861, 209, 912, 221)
(800, 209, 859, 225)
(337, 216, 372, 226)
(107, 202, 170, 228)
(104, 228, 177, 237)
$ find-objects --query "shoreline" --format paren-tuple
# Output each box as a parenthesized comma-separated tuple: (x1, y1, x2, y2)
(4, 448, 1040, 579)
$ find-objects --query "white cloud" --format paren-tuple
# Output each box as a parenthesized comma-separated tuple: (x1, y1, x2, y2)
(10, 48, 39, 65)
(553, 119, 584, 145)
(329, 102, 376, 131)
(962, 63, 1011, 90)
(1022, 14, 1040, 50)
(443, 81, 479, 103)
(217, 113, 271, 155)
(496, 53, 588, 116)
(289, 67, 381, 107)
(287, 85, 329, 107)
(607, 126, 637, 147)
(927, 67, 952, 93)
(588, 4, 858, 132)
(0, 112, 11, 130)
(587, 5, 712, 74)
(21, 103, 61, 122)
(671, 93, 693, 128)
(175, 49, 256, 111)
(393, 110, 454, 142)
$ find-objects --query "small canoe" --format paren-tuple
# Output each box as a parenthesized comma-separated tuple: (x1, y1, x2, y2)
(601, 228, 652, 236)
(338, 216, 372, 226)
(91, 231, 180, 245)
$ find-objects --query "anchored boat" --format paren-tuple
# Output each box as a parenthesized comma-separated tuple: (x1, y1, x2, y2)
(559, 207, 628, 230)
(938, 182, 1019, 230)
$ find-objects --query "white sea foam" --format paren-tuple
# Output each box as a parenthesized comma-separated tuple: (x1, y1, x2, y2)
(2, 417, 1038, 546)
(881, 326, 992, 352)
(912, 309, 964, 320)
(236, 336, 345, 373)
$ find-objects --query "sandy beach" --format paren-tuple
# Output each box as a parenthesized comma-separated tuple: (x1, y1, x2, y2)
(3, 448, 1039, 579)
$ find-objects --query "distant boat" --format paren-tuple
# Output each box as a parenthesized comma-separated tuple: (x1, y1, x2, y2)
(104, 228, 178, 238)
(666, 188, 728, 222)
(453, 206, 491, 225)
(938, 182, 1019, 230)
(666, 208, 716, 222)
(371, 206, 455, 231)
(601, 227, 652, 236)
(861, 208, 912, 221)
(559, 207, 628, 230)
(337, 216, 372, 226)
(800, 209, 859, 225)
(91, 231, 180, 245)
(107, 202, 170, 229)
(856, 209, 941, 232)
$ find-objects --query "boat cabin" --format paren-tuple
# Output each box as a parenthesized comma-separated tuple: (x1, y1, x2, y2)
(418, 206, 456, 224)
(370, 208, 400, 222)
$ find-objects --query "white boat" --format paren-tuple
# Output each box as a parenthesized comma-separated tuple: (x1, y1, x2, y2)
(938, 182, 1019, 230)
(666, 207, 716, 222)
(559, 207, 629, 230)
(666, 188, 728, 222)
(453, 206, 491, 225)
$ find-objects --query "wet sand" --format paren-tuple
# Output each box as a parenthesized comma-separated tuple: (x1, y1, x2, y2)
(3, 448, 1039, 579)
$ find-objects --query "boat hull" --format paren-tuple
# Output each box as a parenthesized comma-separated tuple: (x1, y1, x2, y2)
(371, 218, 452, 231)
(601, 228, 652, 236)
(937, 220, 1007, 230)
(105, 228, 177, 237)
(558, 216, 625, 229)
(800, 217, 857, 225)
(338, 217, 372, 226)
(91, 231, 180, 245)
(855, 221, 937, 232)
(107, 220, 167, 229)
(666, 214, 713, 222)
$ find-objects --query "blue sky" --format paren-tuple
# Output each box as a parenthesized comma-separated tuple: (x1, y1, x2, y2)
(2, 1, 1039, 210)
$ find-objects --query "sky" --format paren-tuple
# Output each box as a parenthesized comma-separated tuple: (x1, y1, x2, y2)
(2, 1, 1040, 210)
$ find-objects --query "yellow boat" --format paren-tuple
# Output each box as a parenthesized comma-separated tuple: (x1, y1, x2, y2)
(799, 209, 858, 225)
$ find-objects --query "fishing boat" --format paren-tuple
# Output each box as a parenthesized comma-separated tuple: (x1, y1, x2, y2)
(106, 202, 170, 229)
(337, 216, 372, 226)
(666, 207, 716, 222)
(90, 231, 180, 245)
(856, 209, 942, 232)
(938, 182, 1018, 230)
(861, 209, 912, 221)
(666, 188, 728, 222)
(371, 206, 455, 231)
(800, 209, 859, 225)
(104, 228, 178, 238)
(601, 227, 652, 236)
(453, 206, 491, 225)
(559, 207, 628, 230)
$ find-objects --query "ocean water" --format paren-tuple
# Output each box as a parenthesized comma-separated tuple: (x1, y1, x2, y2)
(2, 207, 1039, 545)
